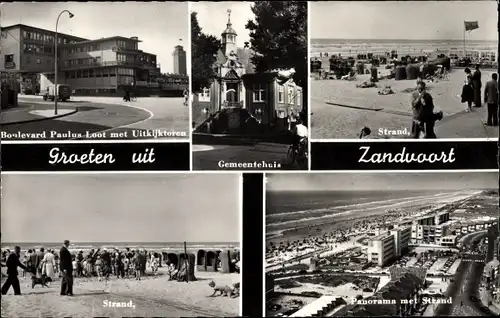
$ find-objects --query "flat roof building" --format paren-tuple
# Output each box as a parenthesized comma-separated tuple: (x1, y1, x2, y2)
(1, 24, 183, 96)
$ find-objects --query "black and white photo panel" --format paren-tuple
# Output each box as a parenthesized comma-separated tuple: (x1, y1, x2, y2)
(191, 1, 309, 171)
(1, 173, 241, 317)
(265, 171, 499, 317)
(1, 2, 189, 141)
(310, 1, 498, 140)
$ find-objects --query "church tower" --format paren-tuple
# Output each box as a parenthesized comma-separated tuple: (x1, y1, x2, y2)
(221, 9, 237, 57)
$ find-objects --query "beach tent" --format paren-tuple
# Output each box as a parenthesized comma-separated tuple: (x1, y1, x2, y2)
(206, 250, 218, 272)
(394, 66, 407, 80)
(165, 252, 179, 267)
(196, 249, 207, 272)
(406, 64, 420, 80)
(356, 62, 365, 75)
(219, 249, 238, 273)
(178, 252, 196, 281)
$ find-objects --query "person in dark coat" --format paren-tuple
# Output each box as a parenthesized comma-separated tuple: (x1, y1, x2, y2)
(35, 247, 45, 277)
(484, 73, 499, 126)
(410, 81, 437, 138)
(461, 75, 474, 112)
(472, 64, 482, 107)
(59, 240, 74, 296)
(1, 246, 29, 295)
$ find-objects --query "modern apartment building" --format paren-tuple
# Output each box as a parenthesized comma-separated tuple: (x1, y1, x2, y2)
(391, 226, 412, 257)
(1, 24, 185, 96)
(411, 212, 451, 245)
(172, 45, 187, 75)
(367, 232, 395, 267)
(1, 24, 87, 93)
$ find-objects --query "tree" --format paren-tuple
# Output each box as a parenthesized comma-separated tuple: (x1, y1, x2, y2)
(246, 1, 308, 122)
(191, 11, 220, 93)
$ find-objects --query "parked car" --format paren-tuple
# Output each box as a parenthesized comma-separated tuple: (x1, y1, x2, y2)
(43, 84, 71, 102)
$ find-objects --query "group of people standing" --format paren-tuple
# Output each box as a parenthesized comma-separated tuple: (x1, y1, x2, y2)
(461, 64, 498, 126)
(1, 240, 167, 296)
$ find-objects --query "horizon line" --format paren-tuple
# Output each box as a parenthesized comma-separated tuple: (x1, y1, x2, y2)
(311, 38, 497, 42)
(267, 188, 495, 192)
(1, 241, 239, 244)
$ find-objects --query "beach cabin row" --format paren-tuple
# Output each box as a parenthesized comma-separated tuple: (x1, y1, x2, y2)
(161, 252, 196, 281)
(196, 249, 240, 273)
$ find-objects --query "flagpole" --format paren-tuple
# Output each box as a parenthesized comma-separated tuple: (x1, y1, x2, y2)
(463, 21, 466, 59)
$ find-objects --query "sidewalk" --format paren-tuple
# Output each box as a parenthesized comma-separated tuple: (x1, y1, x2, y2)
(479, 287, 500, 315)
(435, 106, 499, 139)
(1, 102, 77, 125)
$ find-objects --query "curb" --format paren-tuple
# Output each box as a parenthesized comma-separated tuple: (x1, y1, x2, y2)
(325, 100, 384, 112)
(1, 108, 78, 126)
(192, 132, 292, 145)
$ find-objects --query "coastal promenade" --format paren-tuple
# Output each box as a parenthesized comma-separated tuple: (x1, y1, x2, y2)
(311, 68, 498, 139)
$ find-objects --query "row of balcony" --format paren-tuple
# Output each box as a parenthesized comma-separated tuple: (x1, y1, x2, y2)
(61, 60, 157, 70)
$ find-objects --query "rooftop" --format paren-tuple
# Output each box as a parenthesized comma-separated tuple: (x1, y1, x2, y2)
(2, 24, 88, 42)
(59, 36, 142, 46)
(371, 232, 393, 241)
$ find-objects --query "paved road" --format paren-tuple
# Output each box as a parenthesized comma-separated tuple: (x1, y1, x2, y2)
(434, 231, 493, 317)
(192, 142, 306, 170)
(1, 96, 189, 141)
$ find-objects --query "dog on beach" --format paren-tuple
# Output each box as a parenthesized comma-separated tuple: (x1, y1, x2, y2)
(31, 274, 49, 289)
(208, 280, 239, 298)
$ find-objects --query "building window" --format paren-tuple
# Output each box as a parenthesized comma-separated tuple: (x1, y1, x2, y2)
(102, 68, 109, 77)
(76, 70, 81, 78)
(199, 87, 210, 102)
(26, 56, 31, 64)
(4, 54, 14, 63)
(95, 69, 102, 78)
(287, 86, 294, 104)
(89, 69, 94, 78)
(83, 70, 89, 78)
(278, 85, 284, 103)
(296, 89, 301, 106)
(36, 58, 41, 64)
(109, 67, 116, 77)
(253, 84, 266, 102)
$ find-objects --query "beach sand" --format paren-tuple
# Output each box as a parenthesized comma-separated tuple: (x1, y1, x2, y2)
(1, 267, 240, 317)
(267, 191, 479, 242)
(310, 65, 497, 139)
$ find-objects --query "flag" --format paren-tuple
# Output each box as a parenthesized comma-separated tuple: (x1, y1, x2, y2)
(464, 21, 479, 32)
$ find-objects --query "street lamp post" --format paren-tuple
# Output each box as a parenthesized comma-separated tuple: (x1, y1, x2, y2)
(54, 10, 74, 115)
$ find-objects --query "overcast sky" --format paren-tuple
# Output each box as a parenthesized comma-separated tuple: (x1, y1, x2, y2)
(0, 2, 188, 73)
(1, 174, 240, 243)
(311, 1, 497, 41)
(266, 172, 499, 192)
(191, 1, 252, 48)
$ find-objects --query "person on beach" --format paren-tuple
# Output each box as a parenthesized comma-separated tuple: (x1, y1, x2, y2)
(483, 73, 499, 127)
(134, 253, 142, 281)
(410, 81, 438, 138)
(464, 68, 472, 82)
(461, 75, 474, 112)
(42, 249, 56, 281)
(59, 240, 74, 296)
(122, 255, 130, 279)
(35, 247, 45, 277)
(2, 246, 30, 295)
(95, 256, 103, 281)
(472, 64, 482, 107)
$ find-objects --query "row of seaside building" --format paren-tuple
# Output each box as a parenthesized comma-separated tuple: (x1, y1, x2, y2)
(0, 24, 188, 96)
(366, 212, 498, 267)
